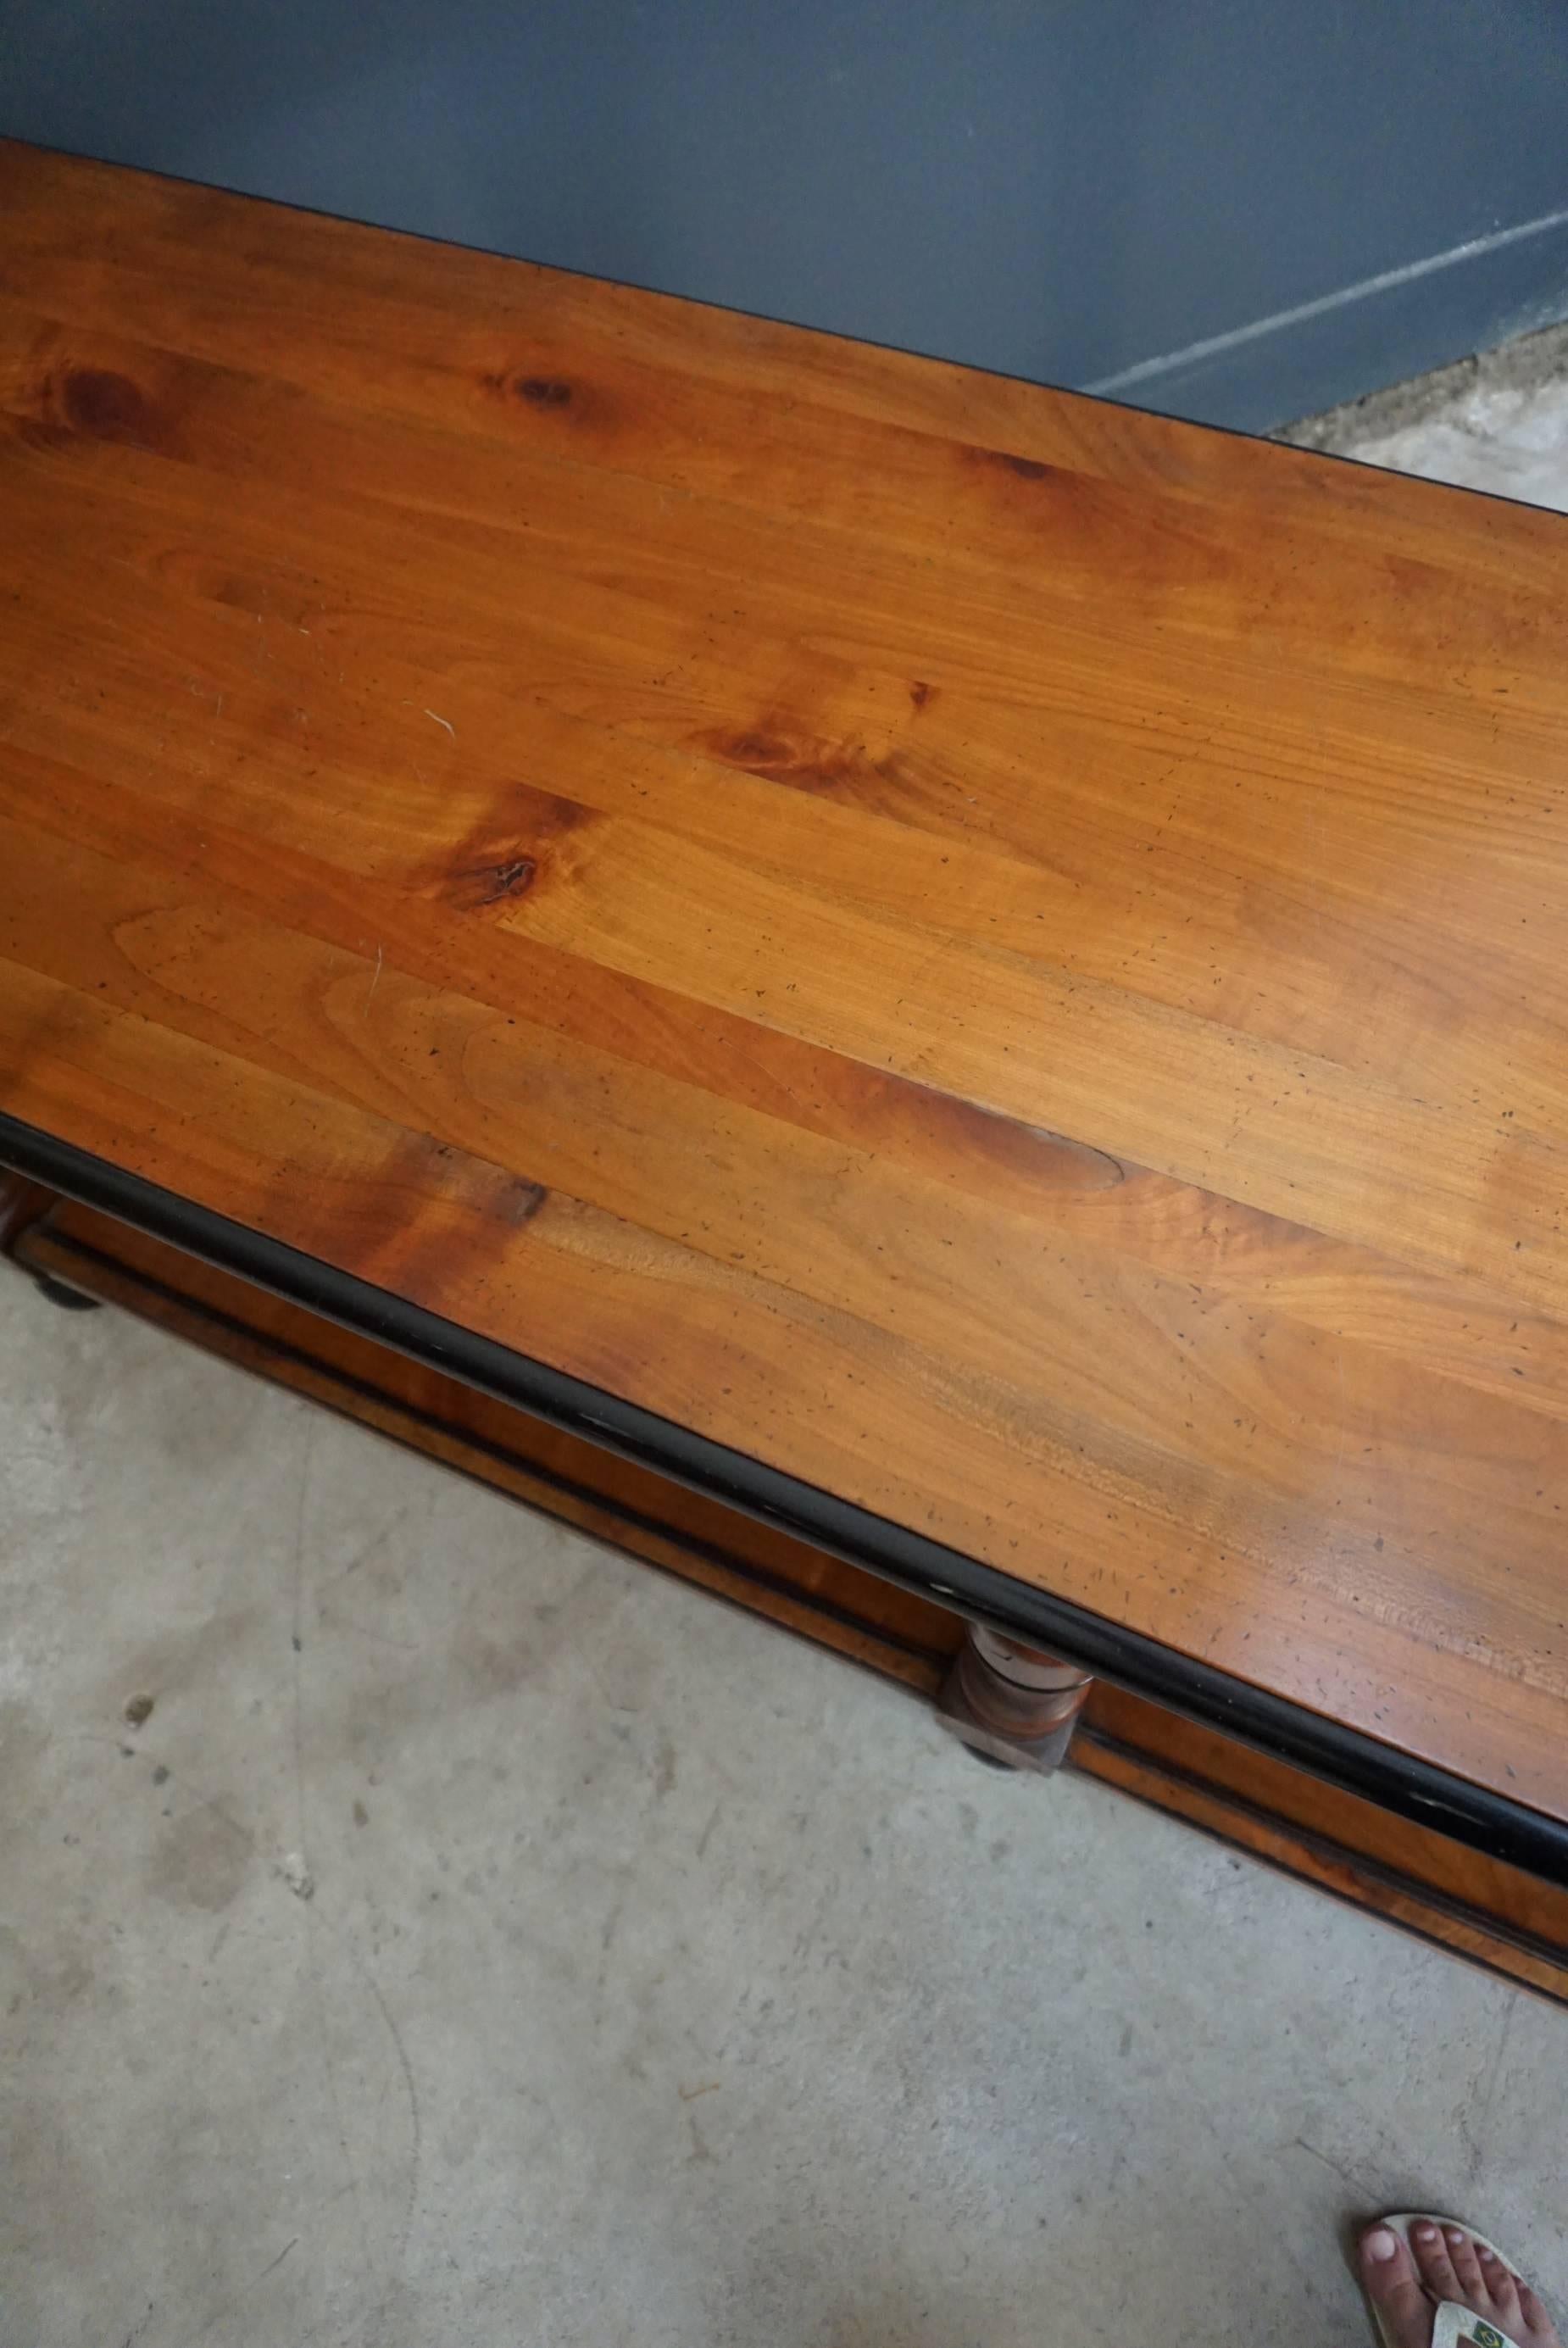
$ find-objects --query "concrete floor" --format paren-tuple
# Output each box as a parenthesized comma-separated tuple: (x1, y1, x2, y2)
(1285, 316, 1568, 512)
(7, 366, 1568, 2346)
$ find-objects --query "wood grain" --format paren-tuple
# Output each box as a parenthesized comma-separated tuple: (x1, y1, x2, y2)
(9, 1190, 958, 1692)
(15, 1180, 1568, 2004)
(5, 140, 1568, 1820)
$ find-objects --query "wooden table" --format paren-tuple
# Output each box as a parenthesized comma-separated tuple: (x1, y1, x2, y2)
(6, 138, 1568, 1986)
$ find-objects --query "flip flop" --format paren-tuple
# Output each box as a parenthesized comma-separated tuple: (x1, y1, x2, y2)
(1367, 2214, 1530, 2348)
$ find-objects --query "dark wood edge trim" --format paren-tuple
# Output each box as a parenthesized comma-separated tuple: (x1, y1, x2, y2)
(5, 1111, 1567, 1884)
(1074, 1723, 1568, 1989)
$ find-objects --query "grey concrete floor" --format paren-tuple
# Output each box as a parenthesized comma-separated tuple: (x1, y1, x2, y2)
(1285, 317, 1568, 512)
(7, 365, 1568, 2346)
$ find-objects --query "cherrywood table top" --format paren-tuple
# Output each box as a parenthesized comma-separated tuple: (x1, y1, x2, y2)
(4, 139, 1568, 1851)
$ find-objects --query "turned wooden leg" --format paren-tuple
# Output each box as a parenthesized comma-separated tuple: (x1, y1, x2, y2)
(24, 1267, 104, 1310)
(937, 1625, 1093, 1772)
(0, 1175, 103, 1310)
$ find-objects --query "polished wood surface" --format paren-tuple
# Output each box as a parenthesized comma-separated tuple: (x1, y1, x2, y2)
(12, 1190, 959, 1694)
(14, 1182, 1568, 2006)
(4, 140, 1568, 1820)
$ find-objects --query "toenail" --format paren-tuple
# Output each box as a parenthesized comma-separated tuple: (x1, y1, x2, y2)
(1416, 2224, 1439, 2242)
(1448, 2229, 1466, 2245)
(1479, 2245, 1498, 2263)
(1365, 2229, 1399, 2263)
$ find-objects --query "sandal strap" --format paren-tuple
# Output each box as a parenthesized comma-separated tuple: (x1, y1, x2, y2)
(1433, 2303, 1520, 2348)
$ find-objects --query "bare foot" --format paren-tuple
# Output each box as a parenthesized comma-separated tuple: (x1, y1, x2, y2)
(1360, 2219, 1560, 2347)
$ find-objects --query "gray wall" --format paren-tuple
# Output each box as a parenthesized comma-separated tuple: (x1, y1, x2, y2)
(4, 0, 1568, 429)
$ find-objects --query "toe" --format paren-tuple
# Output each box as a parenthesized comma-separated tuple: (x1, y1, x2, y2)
(1361, 2224, 1435, 2348)
(1445, 2226, 1488, 2304)
(1515, 2275, 1557, 2342)
(1412, 2219, 1465, 2307)
(1475, 2240, 1524, 2329)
